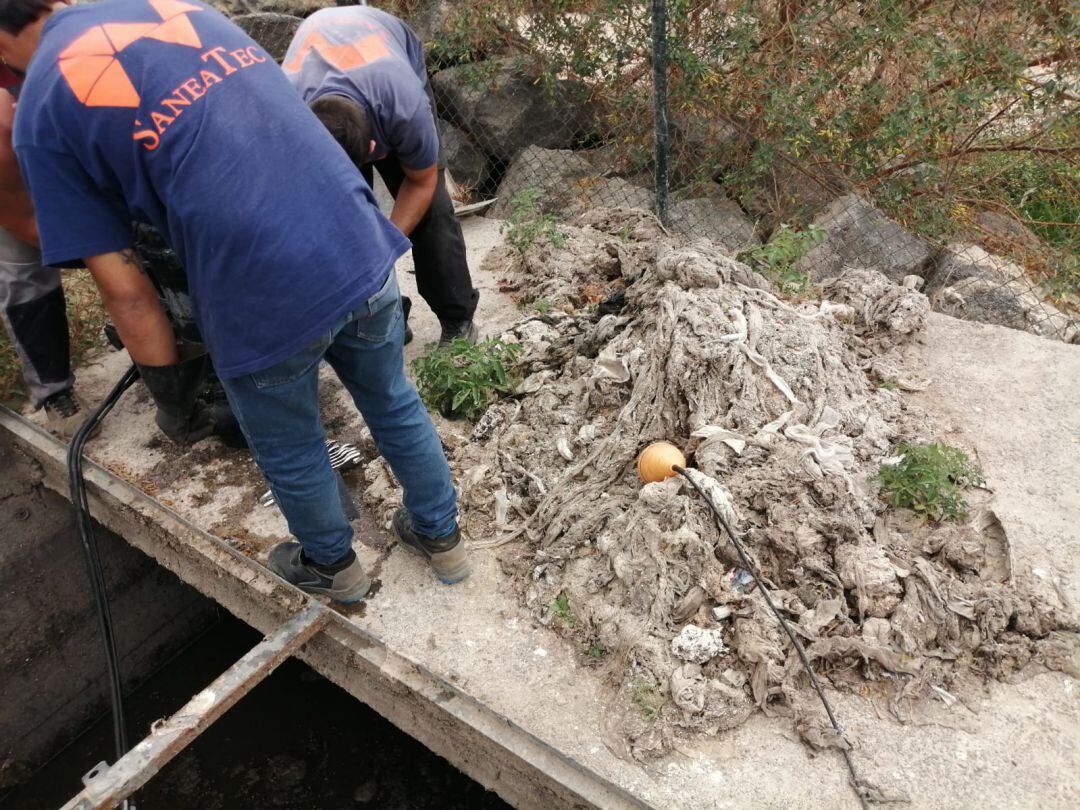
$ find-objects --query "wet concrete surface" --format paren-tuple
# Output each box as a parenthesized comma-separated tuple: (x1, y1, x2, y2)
(2, 615, 510, 810)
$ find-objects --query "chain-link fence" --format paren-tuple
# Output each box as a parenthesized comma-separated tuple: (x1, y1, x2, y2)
(230, 0, 1077, 343)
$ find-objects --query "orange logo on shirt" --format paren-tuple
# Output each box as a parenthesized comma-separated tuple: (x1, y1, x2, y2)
(58, 0, 204, 108)
(282, 30, 392, 75)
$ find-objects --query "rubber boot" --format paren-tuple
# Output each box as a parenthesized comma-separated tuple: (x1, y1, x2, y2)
(136, 353, 215, 444)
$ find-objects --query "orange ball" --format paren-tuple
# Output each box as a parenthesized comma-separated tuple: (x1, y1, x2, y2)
(637, 441, 686, 483)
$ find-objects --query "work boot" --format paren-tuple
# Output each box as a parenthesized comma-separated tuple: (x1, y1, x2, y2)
(267, 542, 371, 603)
(42, 388, 89, 439)
(437, 319, 478, 348)
(136, 353, 215, 444)
(392, 507, 470, 584)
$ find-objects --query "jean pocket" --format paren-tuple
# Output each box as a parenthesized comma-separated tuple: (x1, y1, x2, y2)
(354, 292, 402, 343)
(250, 333, 330, 389)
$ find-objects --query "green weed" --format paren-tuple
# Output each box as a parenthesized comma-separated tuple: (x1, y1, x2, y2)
(875, 443, 984, 522)
(411, 338, 520, 421)
(587, 642, 606, 659)
(532, 298, 553, 314)
(501, 189, 567, 254)
(631, 675, 665, 722)
(739, 225, 825, 296)
(551, 593, 575, 627)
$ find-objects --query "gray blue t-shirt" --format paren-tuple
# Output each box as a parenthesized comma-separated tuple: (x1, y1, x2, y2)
(283, 6, 438, 170)
(15, 0, 410, 379)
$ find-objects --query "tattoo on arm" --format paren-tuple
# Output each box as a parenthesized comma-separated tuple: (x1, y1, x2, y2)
(118, 248, 147, 275)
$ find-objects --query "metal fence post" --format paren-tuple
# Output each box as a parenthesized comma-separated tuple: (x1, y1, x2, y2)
(651, 0, 670, 226)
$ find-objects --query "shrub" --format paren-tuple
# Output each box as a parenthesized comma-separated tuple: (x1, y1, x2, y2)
(738, 224, 824, 295)
(501, 188, 568, 254)
(411, 338, 520, 421)
(875, 443, 985, 522)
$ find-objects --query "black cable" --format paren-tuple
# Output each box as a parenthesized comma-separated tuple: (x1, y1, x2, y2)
(674, 465, 872, 809)
(67, 364, 140, 769)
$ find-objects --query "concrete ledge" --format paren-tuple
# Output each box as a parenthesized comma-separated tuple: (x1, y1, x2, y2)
(0, 408, 646, 810)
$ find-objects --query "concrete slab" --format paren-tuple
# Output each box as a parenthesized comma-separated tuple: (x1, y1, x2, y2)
(3, 221, 1078, 809)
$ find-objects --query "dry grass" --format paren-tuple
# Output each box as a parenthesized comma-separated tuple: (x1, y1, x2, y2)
(0, 270, 109, 407)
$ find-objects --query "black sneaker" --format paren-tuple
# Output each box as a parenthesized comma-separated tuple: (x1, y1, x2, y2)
(267, 542, 371, 603)
(42, 389, 88, 439)
(437, 319, 479, 347)
(392, 508, 470, 584)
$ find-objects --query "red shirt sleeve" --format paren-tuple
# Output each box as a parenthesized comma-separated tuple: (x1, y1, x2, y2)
(0, 66, 20, 90)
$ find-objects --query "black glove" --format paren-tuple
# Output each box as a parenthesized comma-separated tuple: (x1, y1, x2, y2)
(136, 352, 215, 444)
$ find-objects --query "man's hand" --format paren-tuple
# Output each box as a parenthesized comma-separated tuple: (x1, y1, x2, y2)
(389, 164, 438, 236)
(85, 248, 178, 366)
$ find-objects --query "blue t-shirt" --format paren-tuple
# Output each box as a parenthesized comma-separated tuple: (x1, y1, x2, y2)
(283, 6, 439, 169)
(14, 0, 410, 379)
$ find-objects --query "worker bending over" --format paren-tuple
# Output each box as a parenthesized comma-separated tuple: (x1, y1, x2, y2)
(2, 0, 468, 602)
(283, 4, 480, 346)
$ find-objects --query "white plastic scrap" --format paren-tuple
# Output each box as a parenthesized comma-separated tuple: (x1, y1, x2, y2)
(556, 437, 575, 461)
(493, 488, 511, 527)
(671, 625, 729, 664)
(783, 406, 856, 478)
(716, 307, 800, 405)
(691, 425, 747, 455)
(682, 468, 740, 528)
(592, 346, 638, 383)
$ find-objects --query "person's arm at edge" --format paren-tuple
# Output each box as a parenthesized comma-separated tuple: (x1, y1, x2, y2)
(0, 90, 39, 246)
(85, 248, 178, 366)
(388, 162, 437, 236)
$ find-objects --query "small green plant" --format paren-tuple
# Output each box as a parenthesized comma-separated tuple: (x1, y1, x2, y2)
(411, 338, 520, 421)
(551, 593, 575, 627)
(631, 675, 665, 722)
(875, 443, 985, 522)
(587, 642, 606, 659)
(502, 188, 567, 254)
(532, 298, 553, 314)
(739, 224, 825, 296)
(876, 377, 900, 391)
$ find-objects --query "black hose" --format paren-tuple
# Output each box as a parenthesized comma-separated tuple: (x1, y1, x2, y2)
(67, 364, 140, 767)
(674, 465, 872, 809)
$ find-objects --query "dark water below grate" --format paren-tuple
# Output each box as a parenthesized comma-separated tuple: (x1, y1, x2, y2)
(2, 615, 509, 810)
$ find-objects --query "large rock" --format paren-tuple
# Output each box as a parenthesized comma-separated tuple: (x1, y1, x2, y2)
(218, 0, 334, 15)
(431, 57, 596, 164)
(232, 13, 302, 63)
(406, 0, 455, 44)
(437, 119, 490, 190)
(488, 146, 654, 220)
(928, 244, 1078, 343)
(974, 210, 1042, 252)
(571, 177, 654, 216)
(795, 194, 935, 283)
(488, 146, 592, 219)
(667, 189, 758, 255)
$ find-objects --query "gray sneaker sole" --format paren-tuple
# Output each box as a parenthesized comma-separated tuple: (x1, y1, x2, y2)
(397, 535, 471, 585)
(438, 322, 479, 348)
(268, 555, 371, 604)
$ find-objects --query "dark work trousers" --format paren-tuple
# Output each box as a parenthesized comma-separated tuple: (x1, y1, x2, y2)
(361, 160, 479, 324)
(0, 227, 72, 407)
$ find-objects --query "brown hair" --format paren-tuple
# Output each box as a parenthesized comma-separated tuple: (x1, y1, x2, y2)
(310, 94, 372, 167)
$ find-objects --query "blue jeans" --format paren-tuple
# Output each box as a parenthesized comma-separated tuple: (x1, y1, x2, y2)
(220, 272, 457, 565)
